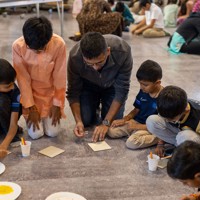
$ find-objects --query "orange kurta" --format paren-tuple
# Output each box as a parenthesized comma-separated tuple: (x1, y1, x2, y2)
(12, 34, 66, 118)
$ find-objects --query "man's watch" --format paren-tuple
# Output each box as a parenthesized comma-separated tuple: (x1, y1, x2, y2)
(102, 119, 110, 127)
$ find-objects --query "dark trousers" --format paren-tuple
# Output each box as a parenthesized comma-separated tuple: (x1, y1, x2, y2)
(0, 93, 22, 139)
(180, 41, 200, 55)
(80, 81, 124, 127)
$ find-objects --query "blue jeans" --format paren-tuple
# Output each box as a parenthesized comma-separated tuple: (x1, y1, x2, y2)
(80, 81, 124, 126)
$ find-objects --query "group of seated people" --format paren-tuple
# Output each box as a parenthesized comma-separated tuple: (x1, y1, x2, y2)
(0, 7, 200, 200)
(70, 0, 200, 55)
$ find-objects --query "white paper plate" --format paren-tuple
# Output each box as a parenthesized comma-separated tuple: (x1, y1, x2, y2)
(0, 162, 5, 175)
(0, 182, 21, 200)
(46, 192, 87, 200)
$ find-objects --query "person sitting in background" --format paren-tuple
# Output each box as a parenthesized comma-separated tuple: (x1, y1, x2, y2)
(131, 0, 170, 37)
(167, 141, 200, 200)
(108, 60, 163, 150)
(177, 0, 194, 25)
(114, 1, 135, 31)
(164, 0, 179, 27)
(168, 12, 200, 55)
(0, 59, 23, 159)
(76, 0, 123, 38)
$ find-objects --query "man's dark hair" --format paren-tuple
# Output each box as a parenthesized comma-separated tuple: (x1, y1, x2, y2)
(139, 0, 152, 7)
(115, 2, 125, 13)
(0, 59, 16, 84)
(167, 141, 200, 180)
(80, 32, 108, 59)
(136, 60, 162, 82)
(23, 16, 53, 50)
(157, 86, 188, 119)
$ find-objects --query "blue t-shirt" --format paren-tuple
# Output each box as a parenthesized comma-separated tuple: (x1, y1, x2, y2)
(133, 90, 158, 124)
(0, 84, 21, 113)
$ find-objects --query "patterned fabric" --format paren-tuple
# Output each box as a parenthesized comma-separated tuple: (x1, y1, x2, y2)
(76, 0, 122, 35)
(192, 0, 200, 12)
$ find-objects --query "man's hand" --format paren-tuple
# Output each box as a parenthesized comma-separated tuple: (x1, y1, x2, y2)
(27, 106, 40, 132)
(111, 119, 125, 127)
(92, 124, 109, 142)
(49, 105, 62, 126)
(0, 145, 8, 159)
(74, 122, 85, 137)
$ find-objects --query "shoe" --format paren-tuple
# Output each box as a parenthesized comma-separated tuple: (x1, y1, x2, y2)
(69, 35, 81, 41)
(164, 30, 171, 37)
(123, 27, 130, 32)
(164, 143, 175, 156)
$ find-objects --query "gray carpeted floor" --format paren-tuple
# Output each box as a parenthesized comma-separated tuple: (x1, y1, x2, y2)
(0, 10, 200, 200)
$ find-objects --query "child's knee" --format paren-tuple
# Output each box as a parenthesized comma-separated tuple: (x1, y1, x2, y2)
(45, 128, 59, 137)
(107, 128, 119, 138)
(28, 129, 44, 140)
(146, 115, 165, 133)
(176, 130, 200, 146)
(43, 117, 61, 137)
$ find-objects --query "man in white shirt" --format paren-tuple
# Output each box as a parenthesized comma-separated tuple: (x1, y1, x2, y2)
(131, 0, 169, 37)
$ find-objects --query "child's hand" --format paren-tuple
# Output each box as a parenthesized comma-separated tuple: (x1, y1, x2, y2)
(0, 146, 8, 159)
(135, 30, 141, 35)
(111, 119, 125, 127)
(27, 107, 41, 132)
(49, 105, 62, 126)
(155, 145, 165, 158)
(125, 119, 138, 132)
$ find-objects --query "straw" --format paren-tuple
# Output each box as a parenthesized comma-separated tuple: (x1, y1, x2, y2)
(21, 137, 26, 145)
(150, 151, 153, 159)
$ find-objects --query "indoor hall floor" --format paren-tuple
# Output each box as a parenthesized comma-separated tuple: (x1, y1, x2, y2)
(0, 10, 200, 200)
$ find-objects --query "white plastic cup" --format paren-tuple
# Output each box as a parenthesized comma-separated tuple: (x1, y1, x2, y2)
(20, 141, 31, 157)
(147, 154, 160, 171)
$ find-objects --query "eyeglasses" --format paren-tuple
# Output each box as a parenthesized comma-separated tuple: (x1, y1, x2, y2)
(83, 53, 108, 68)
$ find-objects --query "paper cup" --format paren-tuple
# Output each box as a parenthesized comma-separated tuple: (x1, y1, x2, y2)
(147, 154, 160, 171)
(20, 141, 31, 157)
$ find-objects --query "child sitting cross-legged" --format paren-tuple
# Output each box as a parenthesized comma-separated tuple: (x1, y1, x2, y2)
(108, 60, 163, 149)
(147, 86, 200, 157)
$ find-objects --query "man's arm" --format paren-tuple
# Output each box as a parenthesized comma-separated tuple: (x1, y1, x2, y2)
(67, 50, 85, 137)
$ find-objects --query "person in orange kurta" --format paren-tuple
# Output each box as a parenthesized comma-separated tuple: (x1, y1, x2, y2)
(12, 16, 66, 140)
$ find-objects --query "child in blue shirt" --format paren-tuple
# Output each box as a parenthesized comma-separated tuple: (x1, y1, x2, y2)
(0, 59, 22, 159)
(108, 60, 163, 149)
(114, 1, 134, 31)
